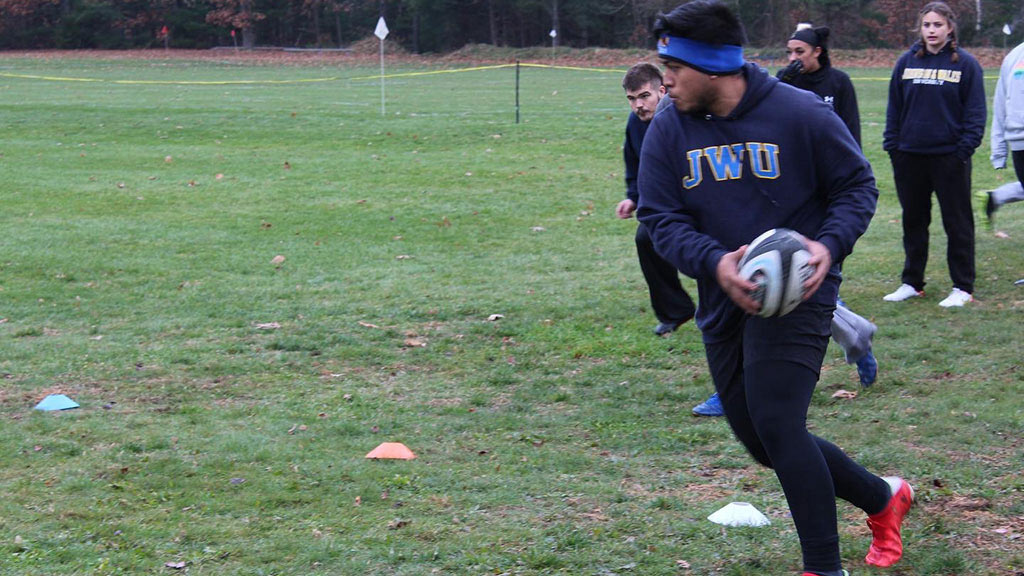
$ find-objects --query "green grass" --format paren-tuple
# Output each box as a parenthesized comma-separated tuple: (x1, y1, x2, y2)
(0, 56, 1021, 575)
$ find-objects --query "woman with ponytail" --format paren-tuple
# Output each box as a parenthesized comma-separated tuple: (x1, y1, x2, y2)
(778, 24, 860, 146)
(777, 24, 878, 386)
(882, 2, 986, 308)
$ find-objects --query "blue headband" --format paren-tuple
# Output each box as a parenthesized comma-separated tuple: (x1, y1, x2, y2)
(658, 34, 744, 75)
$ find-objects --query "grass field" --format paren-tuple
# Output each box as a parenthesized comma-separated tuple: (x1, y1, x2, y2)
(0, 54, 1021, 575)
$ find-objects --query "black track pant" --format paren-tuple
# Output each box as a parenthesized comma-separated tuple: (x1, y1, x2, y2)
(635, 223, 696, 324)
(890, 151, 975, 293)
(1015, 150, 1024, 188)
(704, 304, 891, 573)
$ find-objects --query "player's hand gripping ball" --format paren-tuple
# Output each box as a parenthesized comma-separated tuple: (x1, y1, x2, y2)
(737, 228, 813, 317)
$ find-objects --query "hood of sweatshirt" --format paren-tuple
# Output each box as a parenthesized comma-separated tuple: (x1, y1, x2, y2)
(707, 63, 778, 121)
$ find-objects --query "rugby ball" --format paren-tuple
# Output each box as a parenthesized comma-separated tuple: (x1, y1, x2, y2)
(737, 228, 813, 317)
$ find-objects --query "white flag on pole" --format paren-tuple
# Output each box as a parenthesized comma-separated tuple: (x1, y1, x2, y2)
(376, 16, 388, 115)
(1003, 23, 1012, 36)
(375, 17, 389, 40)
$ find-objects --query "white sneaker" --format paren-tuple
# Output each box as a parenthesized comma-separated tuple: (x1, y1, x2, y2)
(938, 288, 973, 308)
(883, 283, 924, 302)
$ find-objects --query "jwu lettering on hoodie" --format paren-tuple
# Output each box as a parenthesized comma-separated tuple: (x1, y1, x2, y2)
(682, 143, 780, 189)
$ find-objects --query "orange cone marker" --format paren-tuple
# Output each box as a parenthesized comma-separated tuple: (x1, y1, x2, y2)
(365, 442, 416, 460)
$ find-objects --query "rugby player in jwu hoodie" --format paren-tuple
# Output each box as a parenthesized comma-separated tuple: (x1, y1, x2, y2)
(635, 2, 910, 576)
(637, 43, 876, 341)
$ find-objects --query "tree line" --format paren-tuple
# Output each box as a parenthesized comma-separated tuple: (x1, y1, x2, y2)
(0, 0, 1021, 52)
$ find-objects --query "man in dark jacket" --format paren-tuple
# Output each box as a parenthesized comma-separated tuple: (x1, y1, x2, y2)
(636, 1, 912, 574)
(616, 62, 697, 337)
(616, 62, 721, 416)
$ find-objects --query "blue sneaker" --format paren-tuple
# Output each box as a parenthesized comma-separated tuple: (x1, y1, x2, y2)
(692, 392, 724, 417)
(856, 350, 878, 387)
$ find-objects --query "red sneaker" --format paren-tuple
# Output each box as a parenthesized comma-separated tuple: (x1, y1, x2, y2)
(865, 477, 914, 567)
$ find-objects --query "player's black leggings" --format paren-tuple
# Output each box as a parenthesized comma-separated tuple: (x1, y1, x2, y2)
(704, 303, 891, 574)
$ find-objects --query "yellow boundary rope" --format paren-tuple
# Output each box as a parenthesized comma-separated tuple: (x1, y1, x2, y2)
(0, 71, 340, 85)
(0, 63, 625, 86)
(0, 66, 996, 85)
(348, 63, 625, 80)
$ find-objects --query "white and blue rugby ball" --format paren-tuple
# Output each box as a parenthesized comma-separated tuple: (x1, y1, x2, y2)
(737, 228, 813, 317)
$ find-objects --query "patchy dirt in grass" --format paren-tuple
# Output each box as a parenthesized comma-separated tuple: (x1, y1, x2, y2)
(0, 43, 1013, 70)
(619, 464, 767, 505)
(425, 396, 464, 408)
(927, 494, 1024, 573)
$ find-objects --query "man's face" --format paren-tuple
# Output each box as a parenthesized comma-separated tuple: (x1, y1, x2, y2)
(659, 59, 713, 114)
(625, 81, 664, 122)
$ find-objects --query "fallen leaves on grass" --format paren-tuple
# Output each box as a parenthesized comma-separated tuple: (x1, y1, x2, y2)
(831, 389, 857, 399)
(358, 321, 381, 329)
(403, 331, 427, 347)
(271, 255, 285, 265)
(580, 509, 609, 522)
(387, 519, 410, 530)
(164, 561, 187, 569)
(255, 322, 280, 330)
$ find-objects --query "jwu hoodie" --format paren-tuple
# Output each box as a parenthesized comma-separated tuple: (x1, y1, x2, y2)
(637, 63, 877, 340)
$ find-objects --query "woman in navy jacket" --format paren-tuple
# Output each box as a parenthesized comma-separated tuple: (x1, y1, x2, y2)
(882, 2, 986, 307)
